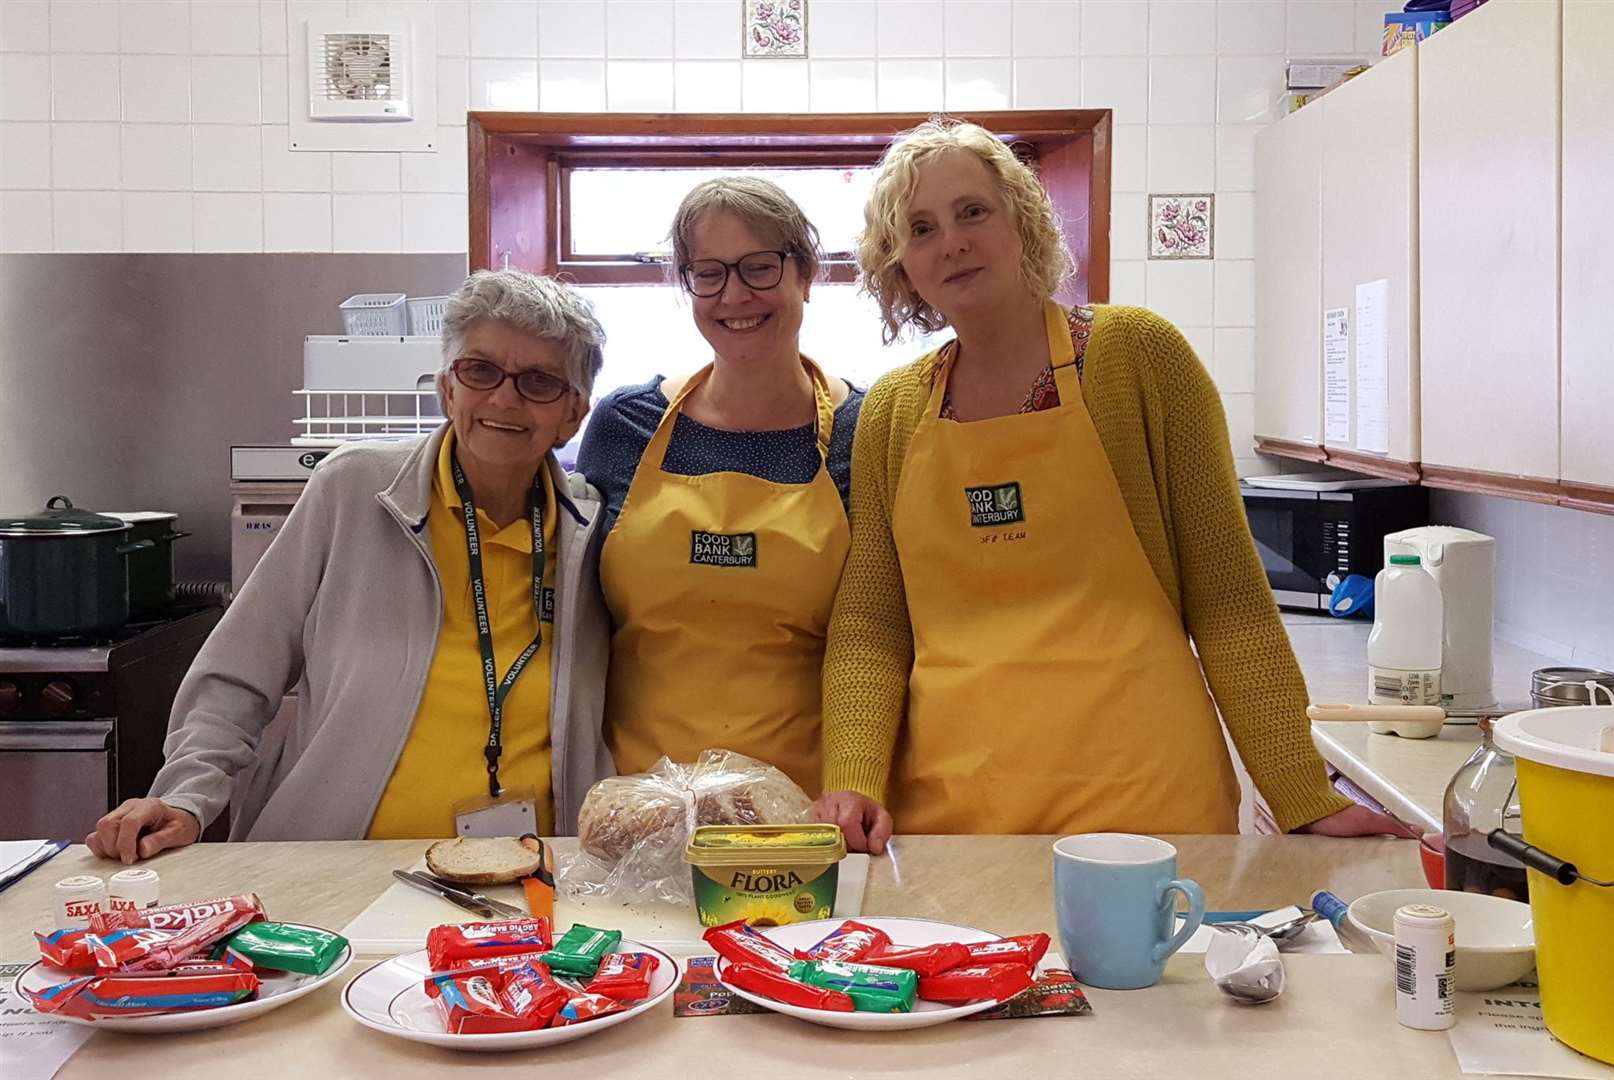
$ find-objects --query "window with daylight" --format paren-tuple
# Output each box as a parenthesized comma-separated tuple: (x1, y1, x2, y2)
(466, 111, 1112, 445)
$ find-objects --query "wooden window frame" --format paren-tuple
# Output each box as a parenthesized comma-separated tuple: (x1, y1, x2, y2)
(467, 110, 1112, 304)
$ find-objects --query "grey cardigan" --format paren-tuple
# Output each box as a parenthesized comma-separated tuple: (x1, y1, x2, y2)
(149, 425, 614, 839)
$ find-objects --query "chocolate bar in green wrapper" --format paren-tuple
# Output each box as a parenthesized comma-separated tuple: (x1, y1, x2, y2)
(538, 924, 622, 979)
(222, 922, 347, 975)
(789, 959, 917, 1013)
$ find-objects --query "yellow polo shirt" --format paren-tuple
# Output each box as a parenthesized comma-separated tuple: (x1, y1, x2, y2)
(367, 430, 558, 838)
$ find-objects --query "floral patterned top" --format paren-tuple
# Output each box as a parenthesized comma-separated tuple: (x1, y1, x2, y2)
(937, 304, 1096, 420)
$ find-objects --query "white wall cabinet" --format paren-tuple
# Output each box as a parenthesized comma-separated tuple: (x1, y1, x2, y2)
(1418, 0, 1560, 481)
(1253, 100, 1325, 451)
(1320, 46, 1420, 465)
(1560, 0, 1614, 494)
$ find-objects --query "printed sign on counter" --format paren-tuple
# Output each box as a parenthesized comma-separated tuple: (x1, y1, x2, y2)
(0, 961, 93, 1080)
(1447, 983, 1614, 1079)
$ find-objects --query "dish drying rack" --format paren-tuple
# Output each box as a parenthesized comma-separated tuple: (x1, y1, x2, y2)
(292, 388, 444, 447)
(294, 334, 445, 447)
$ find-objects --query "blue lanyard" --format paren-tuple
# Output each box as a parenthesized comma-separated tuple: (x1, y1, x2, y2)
(450, 451, 545, 798)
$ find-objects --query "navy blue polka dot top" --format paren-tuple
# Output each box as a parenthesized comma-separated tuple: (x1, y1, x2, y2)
(576, 375, 865, 535)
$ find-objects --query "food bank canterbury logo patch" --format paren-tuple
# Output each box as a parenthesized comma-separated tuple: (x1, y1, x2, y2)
(690, 531, 758, 567)
(965, 482, 1024, 527)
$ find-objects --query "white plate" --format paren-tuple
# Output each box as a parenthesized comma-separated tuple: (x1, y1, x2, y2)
(15, 923, 354, 1033)
(340, 938, 676, 1051)
(714, 916, 1010, 1031)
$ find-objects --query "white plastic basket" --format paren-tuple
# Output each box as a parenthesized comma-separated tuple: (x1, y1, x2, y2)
(339, 293, 408, 336)
(406, 295, 450, 336)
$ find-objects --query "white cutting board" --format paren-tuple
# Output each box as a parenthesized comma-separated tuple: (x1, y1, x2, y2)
(340, 853, 870, 958)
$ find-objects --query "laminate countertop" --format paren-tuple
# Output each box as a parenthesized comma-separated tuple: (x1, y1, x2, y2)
(1286, 612, 1559, 834)
(1, 836, 1460, 1079)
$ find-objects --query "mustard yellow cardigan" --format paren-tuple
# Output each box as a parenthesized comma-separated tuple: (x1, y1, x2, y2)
(821, 304, 1354, 833)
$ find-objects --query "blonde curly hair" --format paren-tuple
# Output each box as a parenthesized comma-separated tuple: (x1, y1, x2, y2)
(857, 117, 1074, 344)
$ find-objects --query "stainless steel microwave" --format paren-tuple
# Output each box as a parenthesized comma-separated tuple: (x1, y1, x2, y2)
(1239, 474, 1429, 612)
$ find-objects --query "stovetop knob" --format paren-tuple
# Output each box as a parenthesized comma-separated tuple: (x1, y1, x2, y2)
(0, 680, 20, 715)
(40, 678, 76, 714)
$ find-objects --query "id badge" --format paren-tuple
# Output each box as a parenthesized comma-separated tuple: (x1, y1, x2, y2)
(453, 787, 538, 838)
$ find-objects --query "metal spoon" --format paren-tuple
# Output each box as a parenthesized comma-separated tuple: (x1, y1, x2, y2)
(1213, 909, 1320, 948)
(1205, 926, 1286, 1004)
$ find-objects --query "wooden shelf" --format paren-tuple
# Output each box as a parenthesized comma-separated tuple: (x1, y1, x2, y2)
(1253, 438, 1614, 516)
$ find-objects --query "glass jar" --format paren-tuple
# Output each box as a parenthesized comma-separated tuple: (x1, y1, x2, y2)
(1442, 716, 1529, 900)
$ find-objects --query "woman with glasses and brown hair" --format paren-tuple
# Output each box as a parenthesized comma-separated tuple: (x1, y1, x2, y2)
(85, 270, 616, 863)
(815, 119, 1408, 853)
(576, 176, 863, 797)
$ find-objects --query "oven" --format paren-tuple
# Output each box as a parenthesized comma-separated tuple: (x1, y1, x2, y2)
(0, 606, 223, 840)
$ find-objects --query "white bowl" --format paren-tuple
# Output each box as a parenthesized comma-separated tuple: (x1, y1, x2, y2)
(1346, 888, 1535, 991)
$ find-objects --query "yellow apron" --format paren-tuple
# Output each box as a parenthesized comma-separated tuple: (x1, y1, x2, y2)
(888, 302, 1241, 835)
(600, 358, 851, 796)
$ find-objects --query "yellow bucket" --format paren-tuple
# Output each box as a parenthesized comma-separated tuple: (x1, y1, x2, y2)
(1493, 705, 1614, 1065)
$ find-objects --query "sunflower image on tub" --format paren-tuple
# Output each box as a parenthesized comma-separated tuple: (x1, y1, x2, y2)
(685, 824, 847, 928)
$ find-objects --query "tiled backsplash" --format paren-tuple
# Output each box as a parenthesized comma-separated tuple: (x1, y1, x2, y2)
(1431, 491, 1614, 673)
(1, 0, 1391, 475)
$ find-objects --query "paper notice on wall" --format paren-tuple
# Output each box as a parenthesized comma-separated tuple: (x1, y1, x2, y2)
(1447, 984, 1614, 1079)
(1324, 307, 1350, 444)
(1353, 279, 1390, 454)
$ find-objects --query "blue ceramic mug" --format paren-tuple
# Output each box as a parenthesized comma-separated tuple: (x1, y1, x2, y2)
(1052, 833, 1206, 990)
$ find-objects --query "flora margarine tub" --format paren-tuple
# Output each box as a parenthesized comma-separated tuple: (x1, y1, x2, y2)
(684, 824, 846, 927)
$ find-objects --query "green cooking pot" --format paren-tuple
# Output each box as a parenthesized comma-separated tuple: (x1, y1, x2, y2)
(0, 496, 153, 640)
(106, 511, 190, 618)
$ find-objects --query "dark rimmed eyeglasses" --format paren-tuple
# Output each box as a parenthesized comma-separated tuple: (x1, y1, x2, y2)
(450, 358, 575, 404)
(679, 250, 795, 298)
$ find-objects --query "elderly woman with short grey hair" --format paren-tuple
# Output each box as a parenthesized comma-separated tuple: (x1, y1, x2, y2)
(576, 176, 864, 798)
(87, 270, 615, 863)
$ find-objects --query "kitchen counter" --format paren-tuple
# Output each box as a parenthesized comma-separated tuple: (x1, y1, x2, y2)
(1285, 612, 1560, 834)
(0, 836, 1463, 1078)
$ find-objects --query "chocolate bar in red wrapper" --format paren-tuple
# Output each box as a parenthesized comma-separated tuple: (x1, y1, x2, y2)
(963, 967, 1094, 1021)
(724, 962, 856, 1012)
(501, 962, 570, 1027)
(87, 927, 180, 972)
(793, 920, 892, 964)
(962, 934, 1049, 968)
(90, 894, 264, 936)
(36, 928, 97, 971)
(26, 969, 259, 1019)
(104, 907, 263, 973)
(864, 941, 972, 977)
(426, 918, 553, 971)
(702, 920, 795, 973)
(425, 970, 532, 1035)
(918, 962, 1036, 1004)
(431, 950, 550, 978)
(550, 990, 631, 1026)
(583, 952, 658, 1002)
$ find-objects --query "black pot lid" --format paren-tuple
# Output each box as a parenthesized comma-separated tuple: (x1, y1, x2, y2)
(0, 495, 132, 537)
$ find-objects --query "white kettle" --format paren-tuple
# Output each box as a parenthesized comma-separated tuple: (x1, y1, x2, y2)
(1383, 526, 1496, 710)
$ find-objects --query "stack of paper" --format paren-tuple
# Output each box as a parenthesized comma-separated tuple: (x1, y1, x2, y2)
(0, 841, 68, 894)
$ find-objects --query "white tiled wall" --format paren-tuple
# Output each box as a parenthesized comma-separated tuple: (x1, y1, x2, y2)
(1432, 492, 1614, 673)
(1, 0, 1389, 469)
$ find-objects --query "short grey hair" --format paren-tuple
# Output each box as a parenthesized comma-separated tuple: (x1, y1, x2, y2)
(440, 270, 607, 396)
(669, 176, 823, 288)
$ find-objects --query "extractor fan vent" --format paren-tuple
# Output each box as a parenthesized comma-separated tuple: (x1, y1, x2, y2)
(307, 19, 412, 121)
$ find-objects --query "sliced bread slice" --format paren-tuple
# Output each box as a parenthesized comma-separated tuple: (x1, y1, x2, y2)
(424, 836, 542, 885)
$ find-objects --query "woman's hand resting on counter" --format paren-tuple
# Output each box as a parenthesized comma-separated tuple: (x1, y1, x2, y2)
(814, 790, 894, 855)
(86, 798, 201, 864)
(1294, 803, 1419, 838)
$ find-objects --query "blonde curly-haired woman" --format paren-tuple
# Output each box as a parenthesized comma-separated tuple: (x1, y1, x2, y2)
(814, 119, 1409, 851)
